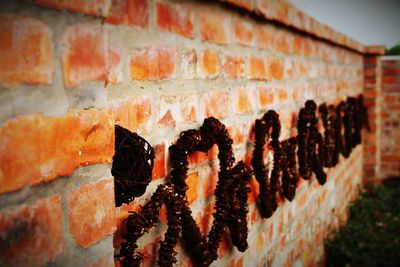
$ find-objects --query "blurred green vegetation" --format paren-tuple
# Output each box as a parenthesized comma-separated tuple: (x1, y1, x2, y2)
(325, 179, 400, 267)
(385, 44, 400, 55)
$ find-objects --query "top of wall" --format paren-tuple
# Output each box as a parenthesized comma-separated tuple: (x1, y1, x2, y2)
(31, 0, 384, 55)
(221, 0, 385, 55)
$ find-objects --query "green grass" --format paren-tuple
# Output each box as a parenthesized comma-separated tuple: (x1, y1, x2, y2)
(325, 180, 400, 267)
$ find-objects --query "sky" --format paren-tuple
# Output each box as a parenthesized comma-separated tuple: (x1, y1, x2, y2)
(290, 0, 400, 49)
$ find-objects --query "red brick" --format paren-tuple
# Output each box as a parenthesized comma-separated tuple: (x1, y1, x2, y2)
(186, 172, 199, 204)
(130, 45, 176, 80)
(152, 143, 166, 180)
(258, 86, 275, 108)
(268, 57, 284, 80)
(33, 0, 110, 17)
(188, 145, 218, 167)
(233, 17, 254, 46)
(198, 49, 219, 78)
(106, 0, 149, 27)
(235, 87, 254, 114)
(127, 0, 149, 27)
(248, 56, 267, 80)
(156, 2, 193, 38)
(0, 109, 114, 194)
(203, 90, 230, 119)
(0, 15, 54, 86)
(109, 96, 152, 135)
(69, 178, 116, 247)
(0, 195, 63, 266)
(62, 24, 108, 88)
(222, 55, 245, 78)
(199, 11, 229, 44)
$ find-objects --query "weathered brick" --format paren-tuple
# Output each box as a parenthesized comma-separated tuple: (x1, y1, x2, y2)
(130, 45, 176, 80)
(203, 90, 230, 119)
(34, 0, 111, 17)
(181, 49, 197, 79)
(108, 46, 123, 84)
(198, 49, 219, 78)
(62, 24, 108, 88)
(106, 0, 149, 27)
(235, 87, 254, 114)
(156, 2, 193, 38)
(109, 96, 152, 135)
(222, 55, 245, 78)
(228, 124, 245, 147)
(201, 165, 218, 198)
(0, 109, 114, 194)
(256, 24, 275, 51)
(248, 56, 267, 80)
(186, 172, 199, 204)
(152, 143, 166, 180)
(293, 35, 303, 55)
(233, 17, 254, 46)
(199, 11, 229, 44)
(0, 15, 54, 86)
(258, 86, 275, 109)
(69, 178, 116, 247)
(0, 195, 63, 267)
(268, 57, 284, 80)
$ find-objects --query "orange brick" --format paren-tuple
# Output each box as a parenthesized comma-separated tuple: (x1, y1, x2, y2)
(293, 35, 303, 55)
(222, 55, 245, 78)
(69, 178, 116, 247)
(186, 172, 199, 204)
(199, 202, 214, 234)
(0, 109, 114, 194)
(33, 0, 110, 17)
(130, 45, 176, 80)
(235, 87, 254, 114)
(0, 15, 54, 86)
(248, 56, 267, 80)
(258, 86, 275, 108)
(276, 31, 292, 54)
(202, 165, 218, 198)
(256, 24, 275, 51)
(248, 177, 260, 204)
(62, 24, 108, 88)
(108, 46, 123, 84)
(156, 2, 193, 38)
(198, 49, 219, 78)
(152, 143, 166, 180)
(110, 96, 152, 135)
(233, 17, 254, 46)
(228, 124, 245, 147)
(0, 195, 63, 266)
(278, 87, 289, 104)
(199, 11, 228, 44)
(188, 145, 218, 166)
(268, 57, 284, 80)
(218, 234, 232, 259)
(203, 90, 230, 119)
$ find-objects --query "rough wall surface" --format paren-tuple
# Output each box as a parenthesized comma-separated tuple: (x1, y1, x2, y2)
(0, 0, 367, 266)
(381, 57, 400, 179)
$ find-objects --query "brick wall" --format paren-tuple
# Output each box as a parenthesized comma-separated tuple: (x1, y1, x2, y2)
(381, 57, 400, 179)
(0, 0, 374, 266)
